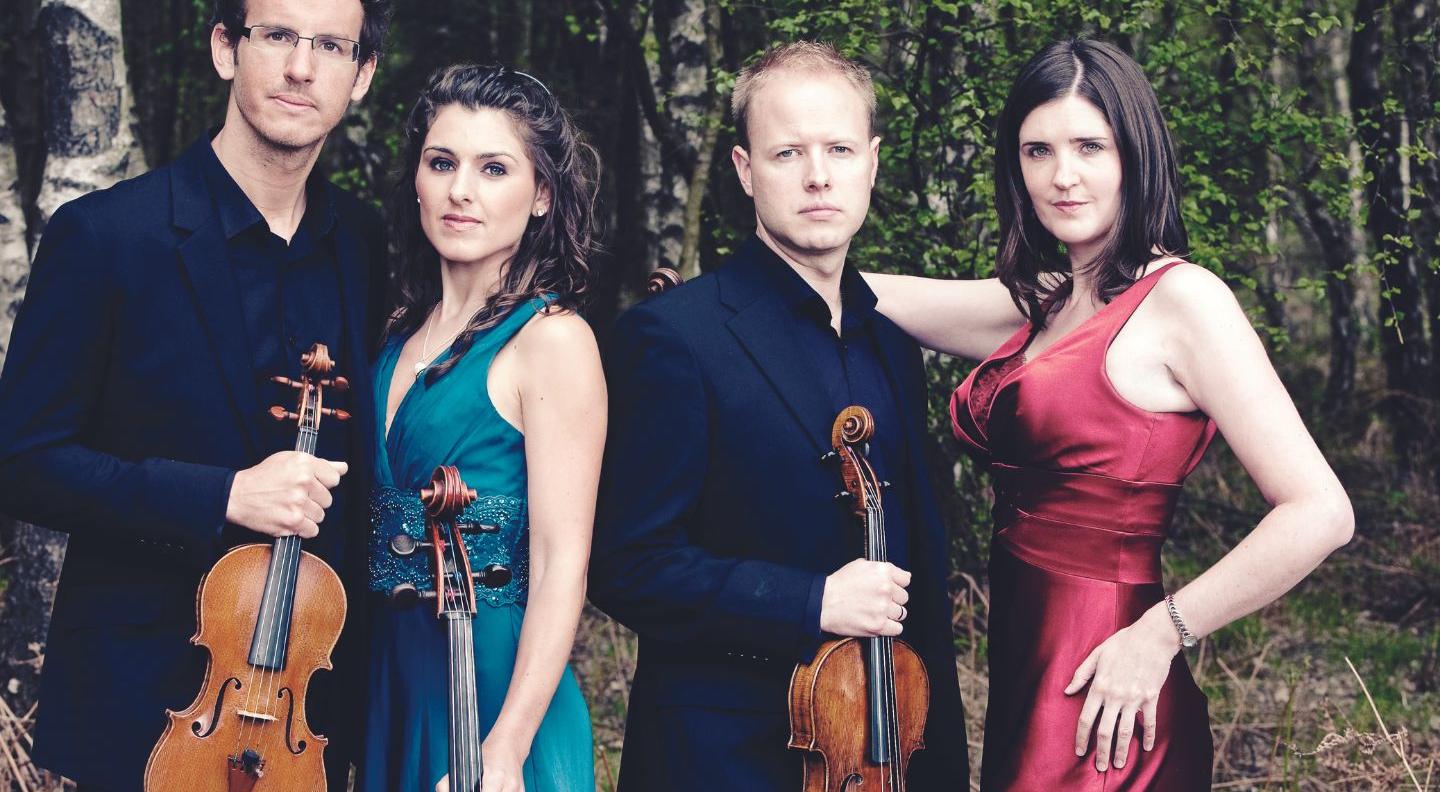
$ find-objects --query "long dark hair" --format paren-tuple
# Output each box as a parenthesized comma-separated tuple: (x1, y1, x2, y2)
(993, 39, 1188, 328)
(387, 64, 600, 383)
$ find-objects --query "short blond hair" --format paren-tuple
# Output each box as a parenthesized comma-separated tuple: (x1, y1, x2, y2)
(730, 41, 876, 148)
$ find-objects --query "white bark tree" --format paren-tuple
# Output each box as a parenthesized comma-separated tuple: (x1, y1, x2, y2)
(0, 102, 29, 367)
(36, 0, 147, 222)
(2, 4, 148, 789)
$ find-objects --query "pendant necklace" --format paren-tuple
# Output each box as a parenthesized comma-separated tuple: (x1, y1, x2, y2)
(414, 306, 463, 377)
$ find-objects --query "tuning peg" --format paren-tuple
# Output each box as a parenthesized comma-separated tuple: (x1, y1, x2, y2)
(320, 407, 351, 421)
(390, 534, 432, 556)
(268, 406, 299, 422)
(833, 491, 854, 501)
(473, 563, 512, 589)
(879, 481, 892, 489)
(270, 375, 305, 390)
(390, 582, 437, 607)
(456, 522, 499, 534)
(321, 377, 350, 392)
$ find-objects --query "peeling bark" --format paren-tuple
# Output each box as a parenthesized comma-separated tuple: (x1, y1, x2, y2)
(36, 0, 148, 221)
(0, 103, 29, 364)
(2, 0, 148, 759)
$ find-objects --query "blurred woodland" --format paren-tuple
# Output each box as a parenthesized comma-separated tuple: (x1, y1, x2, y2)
(0, 0, 1438, 789)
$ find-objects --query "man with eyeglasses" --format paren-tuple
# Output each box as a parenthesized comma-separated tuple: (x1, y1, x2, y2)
(0, 1, 392, 789)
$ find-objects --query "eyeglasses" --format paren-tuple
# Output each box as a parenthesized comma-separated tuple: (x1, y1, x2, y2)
(239, 25, 361, 63)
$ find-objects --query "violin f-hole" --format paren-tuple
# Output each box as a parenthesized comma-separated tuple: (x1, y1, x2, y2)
(192, 677, 241, 738)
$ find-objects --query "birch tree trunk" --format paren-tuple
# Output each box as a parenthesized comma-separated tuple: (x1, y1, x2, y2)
(0, 103, 28, 364)
(36, 0, 147, 221)
(646, 0, 707, 275)
(2, 2, 148, 780)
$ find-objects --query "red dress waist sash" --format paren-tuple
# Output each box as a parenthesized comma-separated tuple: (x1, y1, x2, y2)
(989, 463, 1181, 585)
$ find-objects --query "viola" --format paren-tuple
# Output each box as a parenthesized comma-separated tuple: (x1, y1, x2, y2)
(145, 343, 349, 792)
(387, 465, 508, 792)
(788, 406, 930, 791)
(646, 266, 683, 295)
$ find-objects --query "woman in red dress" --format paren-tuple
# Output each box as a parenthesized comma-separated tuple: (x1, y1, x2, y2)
(867, 40, 1353, 790)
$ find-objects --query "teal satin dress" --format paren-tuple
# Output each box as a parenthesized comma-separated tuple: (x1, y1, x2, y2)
(360, 298, 595, 792)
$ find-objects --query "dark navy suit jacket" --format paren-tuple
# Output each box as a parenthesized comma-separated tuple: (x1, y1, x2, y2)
(590, 237, 969, 790)
(0, 136, 383, 790)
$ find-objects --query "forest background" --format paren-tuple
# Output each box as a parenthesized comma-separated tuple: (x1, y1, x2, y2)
(0, 0, 1438, 789)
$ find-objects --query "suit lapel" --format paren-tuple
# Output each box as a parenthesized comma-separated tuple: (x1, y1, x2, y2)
(332, 221, 377, 485)
(332, 223, 371, 412)
(170, 139, 263, 455)
(872, 317, 924, 454)
(176, 218, 264, 455)
(726, 296, 834, 455)
(719, 241, 835, 455)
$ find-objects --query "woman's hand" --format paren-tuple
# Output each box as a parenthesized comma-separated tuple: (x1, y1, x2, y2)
(1064, 605, 1180, 771)
(479, 736, 526, 792)
(434, 737, 527, 792)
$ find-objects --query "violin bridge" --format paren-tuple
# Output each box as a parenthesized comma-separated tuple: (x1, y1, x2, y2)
(235, 709, 279, 723)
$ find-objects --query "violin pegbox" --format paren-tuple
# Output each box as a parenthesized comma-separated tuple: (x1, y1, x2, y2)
(267, 343, 351, 425)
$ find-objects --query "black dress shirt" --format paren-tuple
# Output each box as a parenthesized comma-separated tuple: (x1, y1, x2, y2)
(201, 142, 355, 560)
(751, 240, 913, 571)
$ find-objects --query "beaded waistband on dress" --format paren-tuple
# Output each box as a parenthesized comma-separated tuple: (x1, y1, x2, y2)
(368, 486, 530, 606)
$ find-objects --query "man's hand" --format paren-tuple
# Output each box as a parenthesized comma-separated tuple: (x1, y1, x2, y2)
(819, 558, 911, 637)
(225, 451, 347, 539)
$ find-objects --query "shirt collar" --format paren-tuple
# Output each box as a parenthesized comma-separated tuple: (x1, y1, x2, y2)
(749, 235, 879, 330)
(201, 129, 338, 242)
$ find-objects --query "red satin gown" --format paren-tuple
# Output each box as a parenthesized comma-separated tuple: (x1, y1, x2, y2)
(952, 262, 1216, 790)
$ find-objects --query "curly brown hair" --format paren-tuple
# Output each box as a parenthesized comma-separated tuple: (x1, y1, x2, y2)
(386, 64, 601, 384)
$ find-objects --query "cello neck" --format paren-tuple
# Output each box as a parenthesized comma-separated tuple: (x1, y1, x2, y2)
(447, 614, 483, 792)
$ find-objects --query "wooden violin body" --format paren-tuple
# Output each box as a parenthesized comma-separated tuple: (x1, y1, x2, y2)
(144, 546, 344, 791)
(145, 343, 349, 792)
(788, 407, 929, 791)
(789, 638, 929, 791)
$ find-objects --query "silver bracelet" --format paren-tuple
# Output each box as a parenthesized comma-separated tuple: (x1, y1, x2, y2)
(1165, 594, 1198, 648)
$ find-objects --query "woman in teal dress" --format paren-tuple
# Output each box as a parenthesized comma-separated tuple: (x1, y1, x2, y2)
(361, 64, 603, 792)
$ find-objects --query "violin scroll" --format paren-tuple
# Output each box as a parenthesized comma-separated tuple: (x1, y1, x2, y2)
(829, 406, 879, 519)
(646, 267, 684, 295)
(832, 406, 874, 448)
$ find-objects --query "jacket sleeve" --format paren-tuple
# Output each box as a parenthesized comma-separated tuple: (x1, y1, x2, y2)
(0, 201, 231, 559)
(588, 304, 826, 662)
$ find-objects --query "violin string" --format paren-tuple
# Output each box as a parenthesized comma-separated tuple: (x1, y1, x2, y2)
(259, 402, 315, 737)
(246, 389, 316, 758)
(863, 466, 901, 790)
(873, 481, 899, 789)
(442, 511, 476, 792)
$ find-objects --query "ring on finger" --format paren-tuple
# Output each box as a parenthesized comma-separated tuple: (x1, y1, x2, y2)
(899, 605, 907, 621)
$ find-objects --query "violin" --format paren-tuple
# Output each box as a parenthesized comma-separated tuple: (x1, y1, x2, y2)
(387, 465, 510, 792)
(146, 343, 349, 792)
(788, 406, 930, 791)
(646, 266, 683, 295)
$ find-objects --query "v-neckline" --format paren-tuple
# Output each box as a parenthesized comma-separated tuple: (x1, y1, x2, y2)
(965, 262, 1181, 444)
(1010, 261, 1178, 369)
(380, 333, 443, 447)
